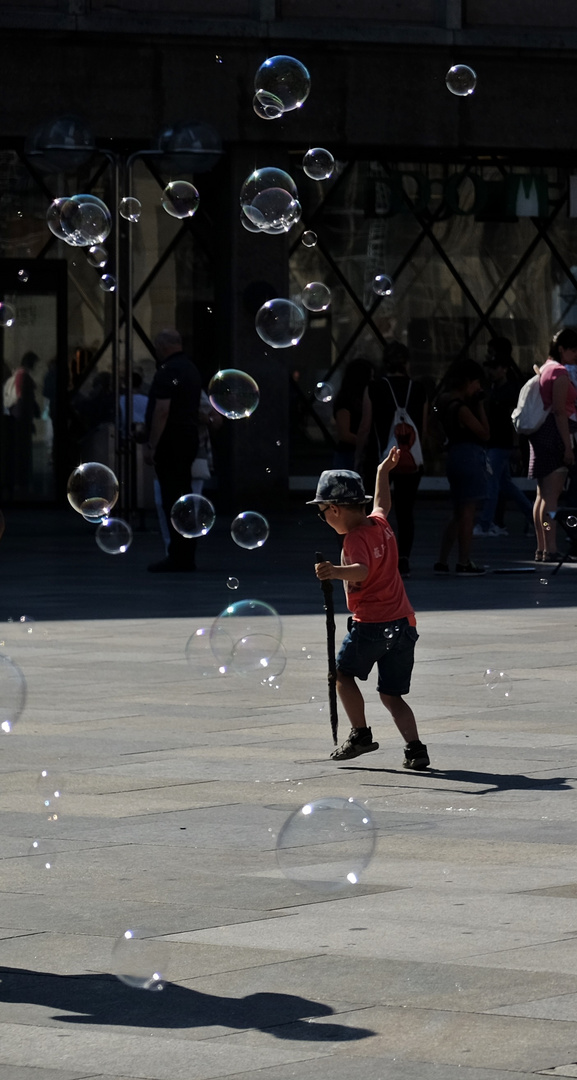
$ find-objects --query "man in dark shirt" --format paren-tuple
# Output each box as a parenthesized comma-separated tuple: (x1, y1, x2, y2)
(145, 329, 201, 571)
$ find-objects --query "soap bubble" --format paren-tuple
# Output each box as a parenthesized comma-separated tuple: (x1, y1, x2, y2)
(302, 148, 334, 181)
(276, 797, 376, 893)
(539, 578, 549, 585)
(227, 576, 240, 590)
(28, 840, 56, 871)
(161, 181, 200, 219)
(208, 369, 259, 419)
(38, 769, 62, 822)
(87, 244, 108, 268)
(0, 303, 15, 328)
(302, 230, 317, 248)
(314, 381, 333, 403)
(446, 64, 477, 97)
(95, 517, 133, 554)
(59, 194, 112, 246)
(119, 197, 141, 222)
(254, 55, 311, 112)
(301, 281, 331, 312)
(170, 494, 216, 538)
(373, 274, 394, 297)
(111, 929, 168, 991)
(19, 615, 35, 636)
(230, 511, 270, 549)
(210, 600, 282, 675)
(483, 668, 512, 698)
(17, 269, 29, 283)
(185, 626, 220, 679)
(0, 654, 26, 733)
(99, 274, 116, 292)
(566, 516, 577, 528)
(252, 91, 284, 120)
(243, 188, 301, 232)
(255, 298, 306, 348)
(67, 462, 119, 519)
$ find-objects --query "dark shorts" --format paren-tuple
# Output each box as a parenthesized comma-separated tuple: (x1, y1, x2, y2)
(336, 616, 418, 696)
(446, 443, 490, 506)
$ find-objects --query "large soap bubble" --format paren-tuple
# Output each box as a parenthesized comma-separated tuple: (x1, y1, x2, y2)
(58, 194, 112, 246)
(67, 462, 119, 520)
(210, 599, 282, 676)
(255, 299, 306, 348)
(111, 929, 168, 991)
(95, 517, 133, 554)
(446, 64, 477, 97)
(302, 148, 334, 181)
(0, 654, 26, 733)
(171, 494, 216, 538)
(161, 181, 200, 219)
(301, 282, 331, 312)
(230, 511, 270, 549)
(208, 369, 259, 419)
(240, 167, 297, 220)
(254, 55, 311, 112)
(276, 797, 376, 893)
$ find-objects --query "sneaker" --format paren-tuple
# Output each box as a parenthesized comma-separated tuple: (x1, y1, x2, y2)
(456, 561, 487, 575)
(330, 726, 379, 761)
(473, 524, 491, 537)
(398, 557, 411, 578)
(433, 562, 450, 575)
(403, 740, 430, 770)
(488, 524, 508, 536)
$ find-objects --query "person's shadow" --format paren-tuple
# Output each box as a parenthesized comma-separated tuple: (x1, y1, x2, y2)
(0, 966, 374, 1042)
(338, 765, 575, 795)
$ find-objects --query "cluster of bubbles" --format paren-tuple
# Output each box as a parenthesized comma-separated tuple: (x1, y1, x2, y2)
(67, 462, 133, 554)
(186, 599, 284, 684)
(276, 797, 376, 892)
(47, 194, 112, 247)
(240, 167, 301, 235)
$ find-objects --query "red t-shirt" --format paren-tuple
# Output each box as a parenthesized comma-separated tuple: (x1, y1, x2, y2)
(539, 359, 577, 416)
(341, 509, 416, 625)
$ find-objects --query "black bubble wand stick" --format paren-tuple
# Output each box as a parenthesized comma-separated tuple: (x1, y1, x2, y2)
(315, 550, 338, 745)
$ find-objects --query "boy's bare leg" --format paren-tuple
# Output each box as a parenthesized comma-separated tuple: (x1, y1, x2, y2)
(380, 693, 419, 743)
(336, 672, 367, 729)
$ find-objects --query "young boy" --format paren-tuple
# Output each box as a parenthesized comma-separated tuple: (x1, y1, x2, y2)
(308, 450, 429, 769)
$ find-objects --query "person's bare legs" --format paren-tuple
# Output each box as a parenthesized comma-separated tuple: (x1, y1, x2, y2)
(336, 672, 367, 729)
(540, 470, 567, 553)
(533, 484, 545, 553)
(456, 501, 477, 564)
(380, 693, 419, 742)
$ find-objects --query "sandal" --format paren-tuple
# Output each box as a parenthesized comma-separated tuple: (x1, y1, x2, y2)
(534, 550, 543, 562)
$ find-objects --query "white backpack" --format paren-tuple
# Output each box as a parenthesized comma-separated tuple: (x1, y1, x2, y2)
(2, 373, 18, 412)
(511, 373, 550, 435)
(377, 379, 424, 474)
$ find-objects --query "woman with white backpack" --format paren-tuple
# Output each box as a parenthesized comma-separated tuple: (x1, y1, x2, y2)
(527, 328, 577, 562)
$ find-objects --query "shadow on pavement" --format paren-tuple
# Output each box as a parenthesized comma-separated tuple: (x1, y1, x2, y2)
(338, 765, 576, 794)
(0, 966, 375, 1040)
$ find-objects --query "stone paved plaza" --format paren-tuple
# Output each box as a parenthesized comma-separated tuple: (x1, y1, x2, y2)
(2, 501, 577, 1079)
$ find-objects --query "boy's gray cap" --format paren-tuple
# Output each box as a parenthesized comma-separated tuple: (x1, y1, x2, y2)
(306, 469, 372, 505)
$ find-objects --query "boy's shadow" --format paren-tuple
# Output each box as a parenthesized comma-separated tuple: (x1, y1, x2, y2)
(0, 966, 374, 1042)
(339, 765, 575, 795)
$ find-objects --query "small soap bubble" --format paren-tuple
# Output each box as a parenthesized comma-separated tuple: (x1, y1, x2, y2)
(111, 929, 168, 991)
(87, 244, 108, 268)
(539, 577, 549, 586)
(373, 274, 394, 297)
(28, 840, 56, 871)
(301, 282, 331, 312)
(254, 55, 311, 112)
(231, 511, 269, 550)
(17, 269, 29, 283)
(0, 654, 27, 733)
(567, 516, 577, 528)
(227, 576, 240, 590)
(0, 303, 15, 328)
(100, 274, 116, 293)
(314, 381, 333, 403)
(302, 230, 317, 248)
(215, 54, 223, 63)
(67, 462, 119, 519)
(161, 181, 199, 219)
(483, 668, 513, 698)
(276, 797, 375, 893)
(171, 494, 216, 538)
(19, 615, 35, 635)
(255, 298, 306, 348)
(446, 64, 477, 96)
(210, 599, 282, 676)
(95, 517, 133, 555)
(302, 148, 334, 181)
(119, 197, 142, 222)
(208, 369, 259, 419)
(252, 92, 284, 120)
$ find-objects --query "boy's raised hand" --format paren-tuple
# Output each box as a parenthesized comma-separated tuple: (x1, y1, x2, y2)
(381, 445, 400, 471)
